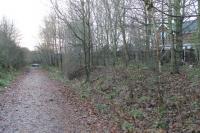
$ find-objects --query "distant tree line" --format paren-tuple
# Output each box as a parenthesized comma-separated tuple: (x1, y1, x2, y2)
(36, 0, 200, 81)
(0, 17, 30, 70)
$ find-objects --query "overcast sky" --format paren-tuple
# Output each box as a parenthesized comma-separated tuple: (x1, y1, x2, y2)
(0, 0, 51, 50)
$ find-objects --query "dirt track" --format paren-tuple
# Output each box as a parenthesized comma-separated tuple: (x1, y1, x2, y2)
(0, 68, 112, 133)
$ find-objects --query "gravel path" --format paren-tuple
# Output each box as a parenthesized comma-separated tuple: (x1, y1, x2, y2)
(0, 68, 111, 133)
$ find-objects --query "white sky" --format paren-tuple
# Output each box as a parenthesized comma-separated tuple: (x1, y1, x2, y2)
(0, 0, 51, 50)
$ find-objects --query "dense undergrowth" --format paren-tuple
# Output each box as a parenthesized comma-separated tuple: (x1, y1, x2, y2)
(47, 65, 200, 132)
(0, 68, 20, 91)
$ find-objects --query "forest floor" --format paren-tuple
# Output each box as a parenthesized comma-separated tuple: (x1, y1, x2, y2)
(0, 68, 117, 133)
(49, 65, 200, 133)
(1, 66, 200, 133)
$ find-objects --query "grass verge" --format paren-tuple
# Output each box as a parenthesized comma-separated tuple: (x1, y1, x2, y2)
(0, 68, 20, 92)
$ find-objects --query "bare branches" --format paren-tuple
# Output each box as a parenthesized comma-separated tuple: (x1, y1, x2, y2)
(153, 4, 199, 18)
(38, 0, 200, 77)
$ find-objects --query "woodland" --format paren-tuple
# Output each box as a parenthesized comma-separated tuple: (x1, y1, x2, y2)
(1, 0, 200, 132)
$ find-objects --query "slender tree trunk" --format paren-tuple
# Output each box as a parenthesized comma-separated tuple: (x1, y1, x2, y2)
(175, 0, 184, 72)
(144, 0, 153, 66)
(197, 0, 200, 64)
(121, 0, 129, 67)
(161, 0, 165, 48)
(152, 12, 161, 72)
(81, 0, 90, 82)
(59, 39, 63, 71)
(145, 7, 150, 52)
(168, 0, 177, 73)
(87, 0, 91, 71)
(113, 25, 118, 66)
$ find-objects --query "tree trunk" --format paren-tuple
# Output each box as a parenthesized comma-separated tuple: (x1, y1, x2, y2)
(121, 0, 129, 67)
(81, 0, 90, 82)
(168, 0, 177, 73)
(197, 0, 200, 65)
(144, 0, 153, 66)
(175, 0, 184, 72)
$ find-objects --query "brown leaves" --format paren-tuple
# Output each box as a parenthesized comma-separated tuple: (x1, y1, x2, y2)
(52, 66, 200, 132)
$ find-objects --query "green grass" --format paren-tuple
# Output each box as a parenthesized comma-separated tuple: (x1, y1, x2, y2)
(121, 121, 134, 132)
(79, 82, 91, 99)
(45, 66, 67, 83)
(153, 106, 168, 129)
(0, 69, 19, 91)
(129, 108, 144, 119)
(182, 65, 200, 81)
(157, 106, 167, 118)
(95, 103, 109, 113)
(154, 120, 168, 129)
(181, 65, 200, 89)
(139, 96, 150, 102)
